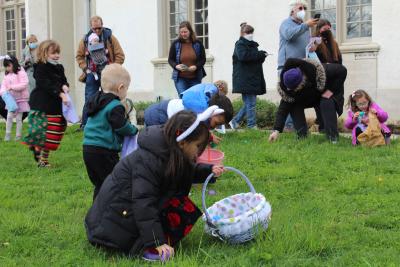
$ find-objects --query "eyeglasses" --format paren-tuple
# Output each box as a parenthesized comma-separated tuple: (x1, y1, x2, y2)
(92, 27, 102, 31)
(356, 101, 369, 108)
(298, 6, 307, 11)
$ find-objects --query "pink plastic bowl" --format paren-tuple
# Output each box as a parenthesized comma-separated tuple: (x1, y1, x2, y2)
(197, 149, 224, 165)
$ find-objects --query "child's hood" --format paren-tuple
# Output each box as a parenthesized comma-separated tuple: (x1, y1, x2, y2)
(137, 125, 170, 161)
(86, 91, 120, 116)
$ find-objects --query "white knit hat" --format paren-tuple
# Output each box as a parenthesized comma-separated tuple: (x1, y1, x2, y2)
(88, 33, 99, 44)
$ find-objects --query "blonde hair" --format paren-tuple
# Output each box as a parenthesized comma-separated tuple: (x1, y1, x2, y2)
(36, 40, 61, 63)
(101, 64, 131, 93)
(26, 34, 38, 45)
(90, 15, 103, 26)
(214, 80, 228, 95)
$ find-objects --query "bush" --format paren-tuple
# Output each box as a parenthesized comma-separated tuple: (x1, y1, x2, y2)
(133, 101, 155, 125)
(232, 98, 278, 129)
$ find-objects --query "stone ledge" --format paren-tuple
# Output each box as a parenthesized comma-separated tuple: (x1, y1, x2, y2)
(340, 42, 380, 54)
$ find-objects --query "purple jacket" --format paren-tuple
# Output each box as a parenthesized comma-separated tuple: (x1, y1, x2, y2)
(344, 102, 390, 145)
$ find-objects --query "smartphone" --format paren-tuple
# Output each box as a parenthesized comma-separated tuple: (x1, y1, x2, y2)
(314, 13, 321, 19)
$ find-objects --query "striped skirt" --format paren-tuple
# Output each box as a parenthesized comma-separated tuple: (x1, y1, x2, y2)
(23, 110, 66, 151)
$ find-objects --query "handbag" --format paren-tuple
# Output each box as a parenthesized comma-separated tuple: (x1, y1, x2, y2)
(1, 91, 18, 112)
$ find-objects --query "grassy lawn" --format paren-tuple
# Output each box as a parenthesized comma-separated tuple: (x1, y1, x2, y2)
(0, 124, 400, 266)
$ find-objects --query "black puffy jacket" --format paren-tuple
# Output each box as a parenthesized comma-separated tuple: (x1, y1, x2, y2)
(29, 62, 68, 115)
(232, 37, 266, 95)
(84, 125, 213, 254)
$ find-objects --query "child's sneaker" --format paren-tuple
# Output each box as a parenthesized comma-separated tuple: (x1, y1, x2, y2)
(4, 133, 11, 141)
(38, 161, 51, 168)
(228, 120, 238, 130)
(142, 248, 171, 262)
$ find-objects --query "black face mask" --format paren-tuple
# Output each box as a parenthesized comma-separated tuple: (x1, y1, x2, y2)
(321, 30, 331, 38)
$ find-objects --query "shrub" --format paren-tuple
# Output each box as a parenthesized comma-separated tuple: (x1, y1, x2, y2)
(232, 99, 278, 129)
(133, 101, 155, 125)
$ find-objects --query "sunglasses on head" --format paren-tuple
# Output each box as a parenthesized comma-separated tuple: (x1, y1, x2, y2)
(298, 6, 307, 11)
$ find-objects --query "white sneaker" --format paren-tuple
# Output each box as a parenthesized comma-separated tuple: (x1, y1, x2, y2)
(215, 124, 226, 134)
(229, 120, 238, 130)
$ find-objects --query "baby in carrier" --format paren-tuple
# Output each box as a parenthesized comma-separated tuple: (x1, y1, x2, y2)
(86, 33, 109, 80)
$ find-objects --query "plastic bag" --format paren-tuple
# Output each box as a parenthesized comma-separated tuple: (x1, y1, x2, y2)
(121, 134, 138, 158)
(1, 91, 18, 112)
(62, 92, 80, 123)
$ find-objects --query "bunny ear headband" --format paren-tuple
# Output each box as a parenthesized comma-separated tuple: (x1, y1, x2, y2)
(0, 55, 11, 61)
(176, 105, 224, 142)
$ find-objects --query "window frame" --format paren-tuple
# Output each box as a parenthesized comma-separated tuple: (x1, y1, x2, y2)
(0, 0, 26, 59)
(166, 0, 209, 54)
(308, 0, 372, 45)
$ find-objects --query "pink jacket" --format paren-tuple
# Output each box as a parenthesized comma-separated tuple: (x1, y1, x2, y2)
(344, 102, 390, 145)
(0, 68, 29, 103)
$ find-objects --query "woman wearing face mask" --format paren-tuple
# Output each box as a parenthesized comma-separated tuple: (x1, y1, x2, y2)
(168, 21, 206, 97)
(21, 34, 39, 93)
(229, 23, 267, 130)
(315, 19, 342, 64)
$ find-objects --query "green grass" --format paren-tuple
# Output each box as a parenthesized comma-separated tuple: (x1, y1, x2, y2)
(0, 124, 400, 266)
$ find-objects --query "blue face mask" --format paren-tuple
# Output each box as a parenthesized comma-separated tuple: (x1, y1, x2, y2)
(47, 59, 59, 65)
(28, 43, 38, 49)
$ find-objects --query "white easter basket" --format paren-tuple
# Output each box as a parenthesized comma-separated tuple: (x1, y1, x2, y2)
(201, 167, 272, 244)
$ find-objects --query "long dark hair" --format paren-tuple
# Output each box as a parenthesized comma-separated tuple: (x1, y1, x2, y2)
(3, 56, 21, 74)
(346, 89, 373, 112)
(316, 19, 340, 63)
(179, 21, 197, 43)
(164, 110, 210, 179)
(209, 94, 234, 123)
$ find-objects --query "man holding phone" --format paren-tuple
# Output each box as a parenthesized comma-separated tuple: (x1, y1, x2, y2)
(277, 0, 319, 131)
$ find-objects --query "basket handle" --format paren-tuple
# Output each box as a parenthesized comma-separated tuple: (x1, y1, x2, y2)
(201, 166, 256, 224)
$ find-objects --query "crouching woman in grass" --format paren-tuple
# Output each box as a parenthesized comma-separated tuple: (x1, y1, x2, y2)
(84, 109, 224, 262)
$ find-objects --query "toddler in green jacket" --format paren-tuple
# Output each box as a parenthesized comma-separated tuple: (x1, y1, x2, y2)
(83, 63, 138, 200)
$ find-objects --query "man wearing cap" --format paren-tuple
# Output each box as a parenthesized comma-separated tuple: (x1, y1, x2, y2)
(269, 58, 347, 143)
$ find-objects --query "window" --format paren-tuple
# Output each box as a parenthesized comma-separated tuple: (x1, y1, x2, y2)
(310, 0, 337, 35)
(309, 0, 372, 43)
(4, 8, 16, 56)
(19, 6, 25, 49)
(346, 0, 372, 39)
(1, 0, 26, 58)
(168, 0, 209, 49)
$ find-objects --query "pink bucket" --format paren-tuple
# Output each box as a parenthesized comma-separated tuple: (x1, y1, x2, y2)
(197, 148, 224, 165)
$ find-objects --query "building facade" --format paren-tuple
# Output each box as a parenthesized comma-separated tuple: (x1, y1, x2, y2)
(1, 0, 399, 120)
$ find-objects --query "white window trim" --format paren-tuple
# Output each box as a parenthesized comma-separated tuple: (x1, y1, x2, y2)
(308, 0, 374, 51)
(166, 0, 209, 56)
(1, 0, 25, 59)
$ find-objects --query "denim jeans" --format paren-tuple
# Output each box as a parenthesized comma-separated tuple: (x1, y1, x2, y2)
(81, 73, 101, 127)
(174, 77, 201, 98)
(232, 94, 257, 128)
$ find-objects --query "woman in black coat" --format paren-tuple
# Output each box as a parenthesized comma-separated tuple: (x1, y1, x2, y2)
(230, 23, 267, 129)
(268, 58, 347, 143)
(85, 110, 224, 261)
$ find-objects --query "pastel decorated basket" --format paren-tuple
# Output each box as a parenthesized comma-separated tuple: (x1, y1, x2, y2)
(201, 167, 272, 244)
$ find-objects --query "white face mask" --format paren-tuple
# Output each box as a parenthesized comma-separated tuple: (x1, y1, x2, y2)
(296, 10, 306, 21)
(243, 34, 254, 41)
